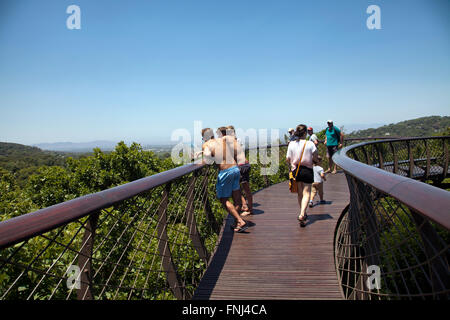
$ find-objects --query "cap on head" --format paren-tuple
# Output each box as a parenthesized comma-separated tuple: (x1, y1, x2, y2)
(307, 127, 313, 131)
(327, 120, 333, 124)
(288, 128, 294, 133)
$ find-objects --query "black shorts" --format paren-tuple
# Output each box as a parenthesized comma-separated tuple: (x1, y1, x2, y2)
(239, 163, 251, 183)
(327, 145, 339, 158)
(293, 166, 314, 184)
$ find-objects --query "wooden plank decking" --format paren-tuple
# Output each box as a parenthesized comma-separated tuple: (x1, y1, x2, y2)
(194, 172, 349, 300)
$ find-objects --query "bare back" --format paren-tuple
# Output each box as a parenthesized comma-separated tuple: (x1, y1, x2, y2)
(203, 136, 240, 171)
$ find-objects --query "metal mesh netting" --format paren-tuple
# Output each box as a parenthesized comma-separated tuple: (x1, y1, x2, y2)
(335, 137, 450, 300)
(0, 167, 222, 300)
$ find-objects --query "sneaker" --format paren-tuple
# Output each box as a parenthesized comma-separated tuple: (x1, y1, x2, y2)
(309, 200, 314, 208)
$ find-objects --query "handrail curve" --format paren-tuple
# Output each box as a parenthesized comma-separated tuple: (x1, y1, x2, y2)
(334, 138, 450, 230)
(0, 162, 206, 250)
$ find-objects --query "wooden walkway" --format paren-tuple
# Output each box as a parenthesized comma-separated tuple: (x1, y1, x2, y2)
(194, 172, 349, 300)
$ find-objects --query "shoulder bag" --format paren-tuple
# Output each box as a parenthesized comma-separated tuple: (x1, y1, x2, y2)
(289, 140, 307, 193)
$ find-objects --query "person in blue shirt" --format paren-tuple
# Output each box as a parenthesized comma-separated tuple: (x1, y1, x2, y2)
(324, 120, 344, 174)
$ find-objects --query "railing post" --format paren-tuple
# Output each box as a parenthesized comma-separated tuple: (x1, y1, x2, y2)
(201, 169, 221, 235)
(77, 211, 99, 300)
(389, 142, 398, 174)
(204, 197, 220, 235)
(407, 140, 414, 178)
(350, 149, 360, 162)
(424, 139, 430, 179)
(362, 146, 371, 165)
(263, 174, 269, 188)
(442, 138, 449, 180)
(185, 173, 209, 264)
(156, 183, 186, 300)
(375, 144, 384, 170)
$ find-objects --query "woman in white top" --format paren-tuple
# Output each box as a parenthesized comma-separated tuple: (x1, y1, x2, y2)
(286, 124, 319, 226)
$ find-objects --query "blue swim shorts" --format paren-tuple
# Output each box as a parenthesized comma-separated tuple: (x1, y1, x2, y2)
(216, 166, 241, 199)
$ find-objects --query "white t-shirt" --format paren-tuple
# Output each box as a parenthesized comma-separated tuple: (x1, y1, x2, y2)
(286, 139, 317, 171)
(309, 134, 318, 144)
(313, 165, 324, 183)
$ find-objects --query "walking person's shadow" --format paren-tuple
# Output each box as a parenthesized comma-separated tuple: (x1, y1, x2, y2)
(305, 213, 333, 226)
(246, 202, 264, 215)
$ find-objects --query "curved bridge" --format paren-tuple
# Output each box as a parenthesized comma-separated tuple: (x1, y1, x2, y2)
(0, 136, 449, 300)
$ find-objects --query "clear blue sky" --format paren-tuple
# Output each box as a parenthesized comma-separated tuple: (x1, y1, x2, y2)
(1, 0, 449, 145)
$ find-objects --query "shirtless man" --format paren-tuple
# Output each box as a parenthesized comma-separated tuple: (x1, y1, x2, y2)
(226, 125, 253, 216)
(202, 127, 249, 233)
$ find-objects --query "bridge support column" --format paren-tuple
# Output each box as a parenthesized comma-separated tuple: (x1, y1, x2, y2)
(389, 142, 399, 174)
(442, 139, 448, 181)
(156, 183, 187, 300)
(77, 211, 99, 300)
(202, 168, 221, 235)
(185, 173, 210, 265)
(407, 140, 414, 178)
(424, 139, 430, 179)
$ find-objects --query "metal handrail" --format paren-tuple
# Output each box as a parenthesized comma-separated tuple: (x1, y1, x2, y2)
(333, 137, 450, 230)
(332, 135, 450, 300)
(0, 162, 206, 250)
(0, 143, 290, 250)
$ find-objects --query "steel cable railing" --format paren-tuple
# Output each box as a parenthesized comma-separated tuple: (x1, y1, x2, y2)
(0, 145, 288, 300)
(333, 136, 450, 300)
(0, 165, 216, 300)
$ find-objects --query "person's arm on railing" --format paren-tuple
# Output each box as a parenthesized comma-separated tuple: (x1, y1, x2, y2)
(338, 130, 344, 149)
(201, 143, 214, 165)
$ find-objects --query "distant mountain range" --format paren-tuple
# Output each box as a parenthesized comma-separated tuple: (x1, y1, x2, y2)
(33, 140, 120, 152)
(346, 116, 450, 138)
(26, 116, 450, 152)
(33, 141, 176, 152)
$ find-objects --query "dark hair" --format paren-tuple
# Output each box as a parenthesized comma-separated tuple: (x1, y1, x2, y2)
(202, 128, 214, 141)
(294, 124, 307, 139)
(217, 126, 228, 137)
(314, 156, 322, 165)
